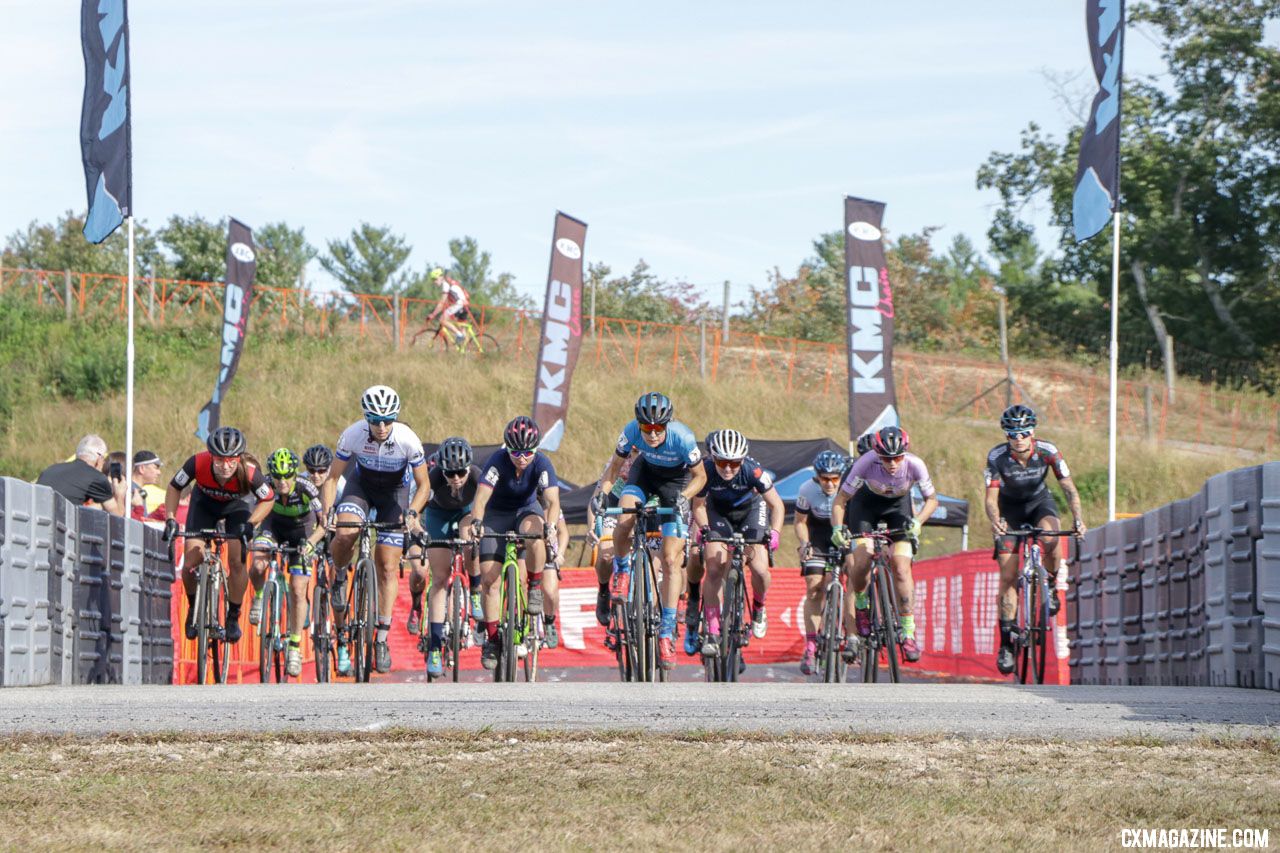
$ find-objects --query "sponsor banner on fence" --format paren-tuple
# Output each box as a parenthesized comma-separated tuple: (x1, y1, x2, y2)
(532, 212, 588, 452)
(79, 0, 132, 243)
(1072, 0, 1125, 242)
(843, 197, 899, 441)
(196, 219, 257, 441)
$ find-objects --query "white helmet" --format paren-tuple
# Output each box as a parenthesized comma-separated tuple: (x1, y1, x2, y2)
(708, 428, 749, 461)
(360, 384, 400, 420)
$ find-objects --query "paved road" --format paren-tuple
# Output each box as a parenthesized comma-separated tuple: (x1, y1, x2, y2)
(2, 684, 1276, 740)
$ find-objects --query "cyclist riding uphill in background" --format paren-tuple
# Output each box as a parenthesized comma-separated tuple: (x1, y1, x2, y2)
(693, 428, 785, 657)
(469, 416, 562, 671)
(984, 404, 1087, 675)
(247, 448, 328, 677)
(320, 385, 429, 676)
(425, 267, 472, 348)
(794, 448, 847, 675)
(597, 391, 707, 671)
(163, 427, 275, 645)
(830, 425, 937, 664)
(410, 436, 484, 678)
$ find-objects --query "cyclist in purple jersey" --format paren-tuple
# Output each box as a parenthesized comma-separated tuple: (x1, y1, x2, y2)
(830, 426, 937, 664)
(984, 404, 1087, 674)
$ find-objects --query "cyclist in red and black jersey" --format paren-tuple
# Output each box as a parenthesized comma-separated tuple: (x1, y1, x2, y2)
(984, 404, 1087, 674)
(163, 427, 275, 644)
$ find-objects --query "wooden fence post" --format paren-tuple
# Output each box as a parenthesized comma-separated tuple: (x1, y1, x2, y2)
(64, 270, 73, 319)
(1164, 334, 1176, 405)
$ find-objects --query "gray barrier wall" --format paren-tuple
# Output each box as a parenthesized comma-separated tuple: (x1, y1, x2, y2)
(0, 478, 173, 687)
(1069, 461, 1280, 690)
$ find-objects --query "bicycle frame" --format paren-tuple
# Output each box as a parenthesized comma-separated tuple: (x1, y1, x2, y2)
(479, 531, 543, 683)
(857, 526, 910, 684)
(421, 533, 477, 682)
(185, 528, 236, 686)
(252, 543, 296, 683)
(310, 541, 336, 683)
(330, 519, 407, 682)
(1006, 527, 1076, 684)
(810, 547, 849, 684)
(701, 531, 769, 683)
(603, 504, 675, 683)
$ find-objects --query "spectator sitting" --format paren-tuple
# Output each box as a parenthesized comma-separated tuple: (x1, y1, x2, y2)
(131, 449, 169, 527)
(36, 434, 126, 516)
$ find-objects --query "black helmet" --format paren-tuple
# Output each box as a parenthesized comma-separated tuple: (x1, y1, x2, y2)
(1001, 404, 1037, 433)
(855, 433, 876, 456)
(302, 444, 333, 470)
(207, 426, 246, 458)
(438, 436, 473, 472)
(812, 450, 846, 476)
(872, 425, 909, 458)
(634, 392, 674, 426)
(503, 416, 541, 452)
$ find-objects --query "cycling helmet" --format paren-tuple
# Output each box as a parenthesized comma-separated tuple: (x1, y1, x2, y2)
(708, 428, 749, 461)
(855, 432, 876, 457)
(503, 416, 541, 452)
(872, 425, 909, 458)
(634, 391, 674, 426)
(1001, 404, 1037, 433)
(206, 426, 246, 458)
(360, 384, 400, 420)
(267, 448, 300, 479)
(813, 450, 846, 476)
(429, 267, 444, 282)
(302, 444, 333, 470)
(438, 436, 473, 472)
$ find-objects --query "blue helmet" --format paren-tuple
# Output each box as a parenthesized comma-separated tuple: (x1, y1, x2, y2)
(812, 450, 846, 476)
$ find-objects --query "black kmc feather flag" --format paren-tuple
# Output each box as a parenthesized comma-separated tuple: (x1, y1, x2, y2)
(196, 219, 257, 440)
(843, 197, 899, 442)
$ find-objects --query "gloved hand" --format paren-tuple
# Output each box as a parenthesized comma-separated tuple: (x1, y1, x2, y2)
(240, 521, 256, 551)
(695, 525, 708, 547)
(324, 507, 337, 532)
(831, 526, 850, 549)
(675, 494, 691, 524)
(162, 518, 179, 543)
(470, 518, 484, 540)
(300, 540, 317, 562)
(590, 490, 607, 517)
(992, 516, 1008, 537)
(906, 517, 922, 539)
(767, 529, 780, 552)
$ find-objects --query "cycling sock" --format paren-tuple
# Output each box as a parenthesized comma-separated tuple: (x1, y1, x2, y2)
(375, 619, 390, 645)
(288, 633, 301, 648)
(900, 614, 915, 638)
(469, 575, 483, 594)
(226, 602, 241, 617)
(706, 606, 722, 636)
(686, 582, 700, 603)
(999, 618, 1015, 645)
(597, 582, 609, 595)
(544, 614, 557, 627)
(186, 592, 195, 610)
(751, 596, 766, 613)
(429, 622, 446, 651)
(854, 592, 870, 609)
(804, 631, 817, 647)
(528, 572, 542, 590)
(410, 591, 423, 612)
(612, 554, 632, 575)
(486, 621, 499, 641)
(659, 607, 677, 639)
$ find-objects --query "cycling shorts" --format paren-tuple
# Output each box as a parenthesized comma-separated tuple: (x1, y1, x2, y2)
(801, 519, 835, 576)
(620, 457, 690, 538)
(846, 487, 914, 557)
(479, 503, 543, 563)
(443, 301, 471, 321)
(705, 497, 769, 546)
(184, 494, 252, 542)
(336, 468, 410, 548)
(994, 491, 1060, 557)
(423, 505, 471, 544)
(253, 520, 313, 577)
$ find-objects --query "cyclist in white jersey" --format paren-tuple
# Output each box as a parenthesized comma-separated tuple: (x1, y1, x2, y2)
(320, 385, 429, 675)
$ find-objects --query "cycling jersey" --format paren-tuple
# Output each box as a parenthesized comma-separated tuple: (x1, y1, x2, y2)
(984, 440, 1070, 502)
(269, 477, 324, 528)
(478, 449, 557, 513)
(697, 456, 774, 510)
(170, 452, 274, 504)
(840, 452, 935, 500)
(426, 463, 481, 512)
(440, 277, 469, 306)
(334, 421, 426, 490)
(795, 478, 836, 522)
(614, 419, 701, 469)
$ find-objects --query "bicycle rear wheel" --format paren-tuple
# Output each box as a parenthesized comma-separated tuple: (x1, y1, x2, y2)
(821, 580, 845, 683)
(449, 575, 464, 683)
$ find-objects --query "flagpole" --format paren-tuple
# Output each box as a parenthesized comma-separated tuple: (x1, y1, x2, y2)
(1107, 210, 1120, 522)
(125, 216, 136, 559)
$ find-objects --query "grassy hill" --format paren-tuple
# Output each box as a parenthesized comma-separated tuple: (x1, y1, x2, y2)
(0, 297, 1252, 557)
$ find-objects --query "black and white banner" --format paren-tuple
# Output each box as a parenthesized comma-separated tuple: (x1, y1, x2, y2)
(196, 219, 257, 440)
(531, 212, 587, 452)
(843, 196, 898, 442)
(1072, 0, 1124, 242)
(79, 0, 132, 243)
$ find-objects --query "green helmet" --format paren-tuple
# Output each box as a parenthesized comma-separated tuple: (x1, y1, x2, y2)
(267, 447, 300, 478)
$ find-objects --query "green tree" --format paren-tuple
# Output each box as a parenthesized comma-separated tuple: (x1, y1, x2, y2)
(255, 222, 317, 290)
(2, 210, 166, 277)
(320, 223, 412, 296)
(585, 260, 710, 325)
(406, 236, 531, 308)
(157, 214, 226, 282)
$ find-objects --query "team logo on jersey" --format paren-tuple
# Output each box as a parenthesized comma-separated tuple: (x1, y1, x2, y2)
(484, 467, 500, 486)
(172, 469, 191, 487)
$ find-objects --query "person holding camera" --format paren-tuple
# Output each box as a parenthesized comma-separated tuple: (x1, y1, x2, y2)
(36, 434, 127, 516)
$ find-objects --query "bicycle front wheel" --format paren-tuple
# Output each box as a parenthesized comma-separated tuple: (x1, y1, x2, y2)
(1016, 572, 1034, 684)
(212, 570, 230, 684)
(312, 582, 331, 683)
(821, 581, 845, 684)
(275, 580, 289, 683)
(499, 562, 518, 682)
(878, 567, 901, 684)
(195, 561, 210, 685)
(470, 332, 501, 358)
(722, 567, 744, 683)
(258, 581, 275, 683)
(449, 575, 464, 683)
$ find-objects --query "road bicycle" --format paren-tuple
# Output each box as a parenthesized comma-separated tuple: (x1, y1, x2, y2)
(700, 530, 770, 683)
(809, 545, 850, 684)
(602, 503, 675, 683)
(1006, 526, 1077, 684)
(185, 527, 236, 685)
(330, 519, 407, 682)
(252, 542, 302, 683)
(412, 317, 500, 357)
(310, 539, 338, 683)
(417, 529, 480, 683)
(479, 531, 545, 682)
(856, 524, 911, 684)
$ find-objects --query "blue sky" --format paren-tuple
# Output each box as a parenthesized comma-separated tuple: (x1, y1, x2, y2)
(0, 1, 1168, 305)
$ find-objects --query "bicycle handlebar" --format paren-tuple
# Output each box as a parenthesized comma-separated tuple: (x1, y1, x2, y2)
(603, 505, 677, 517)
(476, 531, 545, 541)
(1004, 527, 1079, 538)
(702, 533, 770, 546)
(330, 520, 408, 531)
(182, 528, 241, 541)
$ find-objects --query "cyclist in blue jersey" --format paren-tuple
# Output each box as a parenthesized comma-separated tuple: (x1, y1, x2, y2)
(321, 385, 430, 676)
(597, 392, 707, 671)
(469, 416, 562, 671)
(795, 449, 847, 675)
(693, 428, 785, 657)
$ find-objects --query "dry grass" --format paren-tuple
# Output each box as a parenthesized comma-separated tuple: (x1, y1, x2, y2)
(0, 730, 1275, 851)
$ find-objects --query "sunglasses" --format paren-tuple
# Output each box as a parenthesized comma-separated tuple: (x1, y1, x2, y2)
(270, 473, 295, 481)
(1006, 430, 1033, 440)
(714, 458, 743, 469)
(638, 423, 666, 434)
(212, 455, 241, 464)
(877, 454, 905, 463)
(366, 416, 397, 425)
(818, 474, 841, 484)
(306, 468, 329, 477)
(442, 469, 469, 479)
(506, 448, 535, 459)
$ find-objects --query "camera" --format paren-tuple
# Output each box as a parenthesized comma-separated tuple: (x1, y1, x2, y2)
(108, 461, 124, 480)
